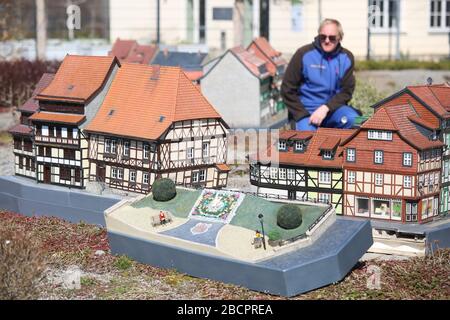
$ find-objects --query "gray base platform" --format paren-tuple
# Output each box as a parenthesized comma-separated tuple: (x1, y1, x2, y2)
(0, 176, 121, 226)
(108, 217, 373, 297)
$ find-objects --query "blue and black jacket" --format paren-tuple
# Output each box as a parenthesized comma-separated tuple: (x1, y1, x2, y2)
(281, 36, 360, 122)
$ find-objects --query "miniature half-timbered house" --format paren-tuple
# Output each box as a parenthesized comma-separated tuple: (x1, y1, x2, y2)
(8, 73, 54, 179)
(30, 55, 120, 188)
(372, 83, 450, 215)
(342, 104, 443, 223)
(200, 38, 287, 128)
(249, 128, 355, 214)
(108, 38, 157, 65)
(84, 63, 230, 194)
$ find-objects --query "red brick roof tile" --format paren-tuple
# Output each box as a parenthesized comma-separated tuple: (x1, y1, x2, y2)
(85, 64, 222, 140)
(37, 55, 118, 103)
(29, 112, 86, 125)
(19, 73, 55, 113)
(8, 124, 32, 136)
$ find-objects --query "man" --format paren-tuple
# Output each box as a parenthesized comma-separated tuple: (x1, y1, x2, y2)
(281, 19, 361, 130)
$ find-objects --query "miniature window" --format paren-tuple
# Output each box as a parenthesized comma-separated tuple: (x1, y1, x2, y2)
(374, 150, 384, 164)
(287, 169, 295, 180)
(278, 140, 287, 151)
(322, 150, 333, 159)
(111, 140, 117, 154)
(123, 141, 130, 157)
(111, 168, 118, 179)
(41, 125, 49, 136)
(404, 176, 412, 188)
(319, 171, 331, 183)
(143, 173, 149, 185)
(348, 171, 356, 184)
(73, 128, 79, 139)
(18, 156, 23, 169)
(60, 167, 71, 180)
(270, 167, 278, 179)
(14, 138, 22, 150)
(129, 171, 136, 182)
(318, 193, 331, 204)
(372, 198, 390, 218)
(368, 130, 393, 141)
(143, 144, 150, 159)
(375, 173, 383, 186)
(392, 200, 402, 220)
(192, 171, 200, 183)
(295, 141, 304, 151)
(202, 142, 209, 158)
(187, 147, 194, 160)
(429, 0, 450, 29)
(61, 128, 68, 138)
(105, 139, 111, 153)
(199, 170, 206, 181)
(279, 168, 286, 180)
(403, 152, 412, 166)
(117, 169, 123, 180)
(347, 148, 356, 162)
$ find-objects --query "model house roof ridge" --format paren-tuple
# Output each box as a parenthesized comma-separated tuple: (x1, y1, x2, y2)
(19, 73, 55, 113)
(384, 105, 443, 150)
(85, 63, 222, 140)
(37, 55, 119, 103)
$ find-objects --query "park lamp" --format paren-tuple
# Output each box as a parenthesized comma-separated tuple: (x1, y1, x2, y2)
(258, 213, 267, 250)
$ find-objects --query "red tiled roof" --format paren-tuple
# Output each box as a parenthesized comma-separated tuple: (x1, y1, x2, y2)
(408, 85, 450, 117)
(184, 70, 203, 81)
(216, 163, 231, 172)
(247, 37, 287, 74)
(29, 112, 86, 125)
(19, 73, 55, 113)
(279, 130, 313, 141)
(361, 108, 397, 131)
(109, 39, 136, 60)
(407, 115, 435, 130)
(253, 128, 355, 169)
(230, 46, 271, 79)
(319, 136, 341, 150)
(384, 105, 443, 150)
(37, 55, 118, 103)
(109, 39, 157, 65)
(85, 64, 222, 140)
(8, 124, 32, 136)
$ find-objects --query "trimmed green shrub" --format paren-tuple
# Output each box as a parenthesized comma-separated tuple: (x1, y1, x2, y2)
(268, 230, 281, 241)
(277, 204, 303, 230)
(152, 178, 177, 202)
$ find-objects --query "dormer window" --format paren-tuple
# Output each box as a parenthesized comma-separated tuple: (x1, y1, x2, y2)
(295, 141, 304, 151)
(322, 150, 333, 159)
(368, 130, 392, 141)
(278, 140, 287, 151)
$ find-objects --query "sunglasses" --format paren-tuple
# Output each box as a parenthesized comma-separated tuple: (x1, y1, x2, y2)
(319, 34, 338, 43)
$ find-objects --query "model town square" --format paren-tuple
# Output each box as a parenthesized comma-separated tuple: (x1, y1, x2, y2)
(0, 0, 448, 305)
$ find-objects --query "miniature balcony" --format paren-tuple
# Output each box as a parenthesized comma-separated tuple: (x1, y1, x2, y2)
(34, 134, 79, 147)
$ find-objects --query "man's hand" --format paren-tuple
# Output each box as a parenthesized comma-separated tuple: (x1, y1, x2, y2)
(309, 104, 329, 126)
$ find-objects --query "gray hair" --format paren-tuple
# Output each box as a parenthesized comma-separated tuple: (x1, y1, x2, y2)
(318, 18, 344, 40)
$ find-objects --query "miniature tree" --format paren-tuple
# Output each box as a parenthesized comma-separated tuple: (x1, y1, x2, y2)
(276, 204, 303, 229)
(152, 178, 177, 202)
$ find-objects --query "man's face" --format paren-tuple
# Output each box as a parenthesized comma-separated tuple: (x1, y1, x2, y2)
(319, 23, 340, 53)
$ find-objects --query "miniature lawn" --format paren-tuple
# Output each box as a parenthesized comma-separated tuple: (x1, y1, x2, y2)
(131, 188, 327, 241)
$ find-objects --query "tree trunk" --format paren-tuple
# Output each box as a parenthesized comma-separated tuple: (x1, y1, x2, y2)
(36, 0, 47, 61)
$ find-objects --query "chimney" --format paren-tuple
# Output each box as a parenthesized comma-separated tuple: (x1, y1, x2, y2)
(151, 65, 160, 80)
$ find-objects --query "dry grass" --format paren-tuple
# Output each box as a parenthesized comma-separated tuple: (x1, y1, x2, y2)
(0, 210, 448, 300)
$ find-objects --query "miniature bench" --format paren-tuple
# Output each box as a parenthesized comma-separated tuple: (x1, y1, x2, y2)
(151, 212, 173, 227)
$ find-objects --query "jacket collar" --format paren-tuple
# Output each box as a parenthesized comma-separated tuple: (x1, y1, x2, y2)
(313, 36, 342, 58)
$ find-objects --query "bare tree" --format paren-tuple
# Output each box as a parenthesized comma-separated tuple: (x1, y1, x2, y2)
(233, 0, 245, 46)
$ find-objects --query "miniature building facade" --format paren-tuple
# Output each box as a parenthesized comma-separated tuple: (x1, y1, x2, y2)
(201, 37, 287, 128)
(250, 84, 448, 223)
(341, 106, 443, 223)
(250, 129, 354, 214)
(85, 63, 229, 193)
(9, 73, 54, 179)
(372, 84, 450, 216)
(11, 55, 230, 194)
